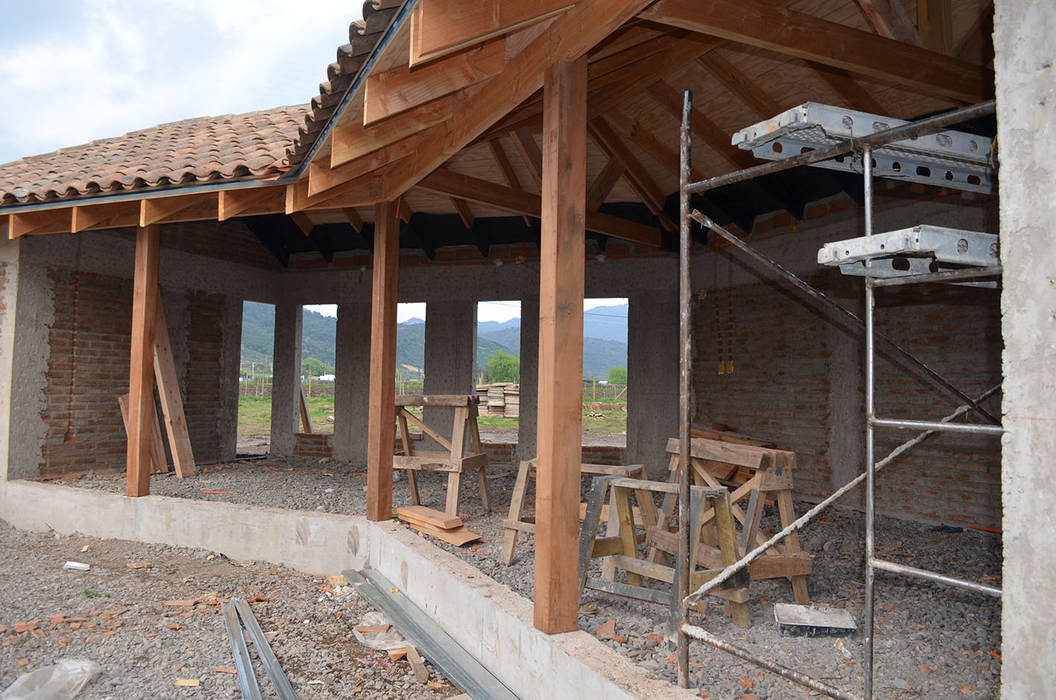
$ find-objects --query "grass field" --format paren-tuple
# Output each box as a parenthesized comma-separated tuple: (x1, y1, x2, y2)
(239, 394, 626, 438)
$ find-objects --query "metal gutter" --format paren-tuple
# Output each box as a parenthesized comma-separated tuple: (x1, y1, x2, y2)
(0, 1, 415, 216)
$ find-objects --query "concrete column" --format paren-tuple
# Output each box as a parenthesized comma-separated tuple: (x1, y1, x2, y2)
(995, 3, 1056, 693)
(333, 302, 371, 464)
(423, 300, 476, 435)
(626, 289, 679, 478)
(269, 302, 302, 457)
(517, 296, 539, 462)
(218, 295, 243, 462)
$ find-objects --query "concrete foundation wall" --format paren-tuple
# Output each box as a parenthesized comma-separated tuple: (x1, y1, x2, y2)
(994, 1, 1056, 692)
(0, 480, 692, 700)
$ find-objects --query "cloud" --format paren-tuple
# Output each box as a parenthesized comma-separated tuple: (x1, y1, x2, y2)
(0, 0, 358, 164)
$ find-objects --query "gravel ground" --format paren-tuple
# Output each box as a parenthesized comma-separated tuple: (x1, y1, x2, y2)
(67, 458, 1001, 698)
(0, 519, 460, 698)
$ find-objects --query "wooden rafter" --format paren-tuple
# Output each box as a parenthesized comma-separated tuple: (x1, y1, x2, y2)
(451, 197, 475, 228)
(810, 62, 889, 115)
(72, 202, 139, 232)
(325, 0, 654, 204)
(640, 0, 991, 103)
(289, 212, 315, 236)
(646, 80, 755, 170)
(697, 52, 782, 116)
(332, 93, 456, 167)
(366, 36, 507, 124)
(510, 128, 543, 187)
(488, 138, 533, 226)
(9, 210, 71, 238)
(140, 193, 216, 227)
(587, 117, 676, 230)
(217, 187, 282, 221)
(918, 0, 953, 55)
(410, 0, 572, 65)
(417, 168, 661, 247)
(853, 0, 924, 46)
(586, 157, 625, 212)
(954, 2, 993, 65)
(342, 207, 365, 232)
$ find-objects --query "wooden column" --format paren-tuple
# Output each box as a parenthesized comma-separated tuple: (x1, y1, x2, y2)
(126, 224, 161, 497)
(366, 200, 400, 521)
(534, 56, 587, 634)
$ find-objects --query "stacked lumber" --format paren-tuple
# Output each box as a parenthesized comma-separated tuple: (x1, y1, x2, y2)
(396, 505, 481, 546)
(503, 385, 519, 418)
(474, 382, 520, 416)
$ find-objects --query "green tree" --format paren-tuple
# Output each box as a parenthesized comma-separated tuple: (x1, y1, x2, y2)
(488, 351, 520, 382)
(608, 366, 628, 384)
(302, 356, 334, 378)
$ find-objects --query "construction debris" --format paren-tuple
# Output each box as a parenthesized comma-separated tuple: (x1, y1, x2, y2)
(773, 603, 857, 637)
(397, 505, 481, 546)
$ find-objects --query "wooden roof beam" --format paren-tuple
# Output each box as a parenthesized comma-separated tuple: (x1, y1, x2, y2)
(286, 175, 383, 214)
(586, 157, 625, 212)
(332, 92, 455, 168)
(488, 137, 534, 227)
(367, 36, 507, 125)
(418, 169, 660, 247)
(697, 52, 782, 116)
(71, 202, 139, 232)
(918, 0, 953, 55)
(853, 0, 924, 46)
(342, 207, 365, 232)
(139, 193, 217, 227)
(587, 117, 676, 230)
(409, 0, 572, 66)
(8, 209, 70, 238)
(289, 212, 315, 236)
(809, 62, 888, 115)
(510, 128, 543, 187)
(646, 80, 755, 171)
(451, 197, 475, 228)
(640, 0, 992, 102)
(218, 187, 284, 221)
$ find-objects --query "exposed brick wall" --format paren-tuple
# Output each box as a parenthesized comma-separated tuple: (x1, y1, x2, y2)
(39, 270, 231, 476)
(692, 191, 1002, 527)
(103, 220, 280, 270)
(294, 432, 332, 459)
(184, 290, 225, 465)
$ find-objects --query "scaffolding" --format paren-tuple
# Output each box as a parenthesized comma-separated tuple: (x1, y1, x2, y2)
(672, 95, 1001, 699)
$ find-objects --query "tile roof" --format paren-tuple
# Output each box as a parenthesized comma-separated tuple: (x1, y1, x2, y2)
(0, 0, 399, 207)
(0, 107, 307, 206)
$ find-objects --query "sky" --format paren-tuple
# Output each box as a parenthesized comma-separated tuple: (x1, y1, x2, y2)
(305, 299, 629, 324)
(0, 0, 357, 165)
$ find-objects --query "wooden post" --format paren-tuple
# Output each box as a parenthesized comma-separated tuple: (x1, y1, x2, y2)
(126, 224, 160, 497)
(366, 200, 400, 521)
(534, 56, 587, 634)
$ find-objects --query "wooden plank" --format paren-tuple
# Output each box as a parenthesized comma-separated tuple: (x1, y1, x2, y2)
(534, 56, 587, 636)
(367, 37, 507, 124)
(854, 0, 924, 46)
(397, 410, 420, 504)
(487, 137, 533, 227)
(664, 436, 795, 470)
(640, 0, 991, 103)
(126, 225, 160, 497)
(444, 404, 469, 515)
(311, 137, 418, 197)
(395, 394, 476, 407)
(153, 301, 196, 478)
(71, 202, 139, 232)
(612, 486, 643, 586)
(139, 193, 217, 227)
(586, 157, 625, 212)
(500, 461, 533, 564)
(451, 197, 475, 228)
(366, 201, 400, 522)
(118, 393, 167, 475)
(342, 207, 365, 232)
(410, 0, 572, 65)
(396, 505, 463, 530)
(289, 212, 314, 237)
(417, 168, 661, 247)
(398, 407, 453, 451)
(777, 488, 811, 604)
(646, 80, 755, 171)
(331, 94, 456, 168)
(404, 519, 482, 546)
(299, 384, 314, 433)
(587, 117, 676, 228)
(917, 0, 953, 55)
(405, 646, 430, 683)
(510, 128, 543, 187)
(217, 187, 283, 221)
(9, 210, 70, 238)
(696, 52, 782, 116)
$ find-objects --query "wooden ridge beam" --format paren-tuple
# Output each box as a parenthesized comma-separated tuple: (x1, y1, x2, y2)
(366, 36, 507, 124)
(139, 193, 217, 227)
(587, 117, 675, 229)
(410, 0, 572, 65)
(853, 0, 924, 46)
(640, 0, 992, 103)
(8, 210, 71, 238)
(218, 187, 284, 221)
(71, 202, 139, 232)
(418, 168, 660, 247)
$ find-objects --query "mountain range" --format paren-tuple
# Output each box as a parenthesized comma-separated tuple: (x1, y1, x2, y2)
(240, 302, 628, 379)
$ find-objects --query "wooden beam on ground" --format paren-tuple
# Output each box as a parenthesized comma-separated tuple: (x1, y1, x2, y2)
(534, 56, 586, 635)
(139, 193, 217, 227)
(587, 117, 676, 229)
(853, 0, 924, 46)
(696, 53, 782, 116)
(71, 202, 139, 232)
(510, 128, 544, 187)
(586, 157, 625, 212)
(342, 207, 365, 232)
(126, 225, 160, 497)
(218, 187, 283, 221)
(8, 210, 70, 238)
(366, 200, 400, 522)
(917, 0, 953, 55)
(410, 0, 572, 65)
(289, 212, 315, 236)
(153, 300, 196, 478)
(417, 169, 661, 247)
(367, 37, 507, 124)
(640, 0, 991, 102)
